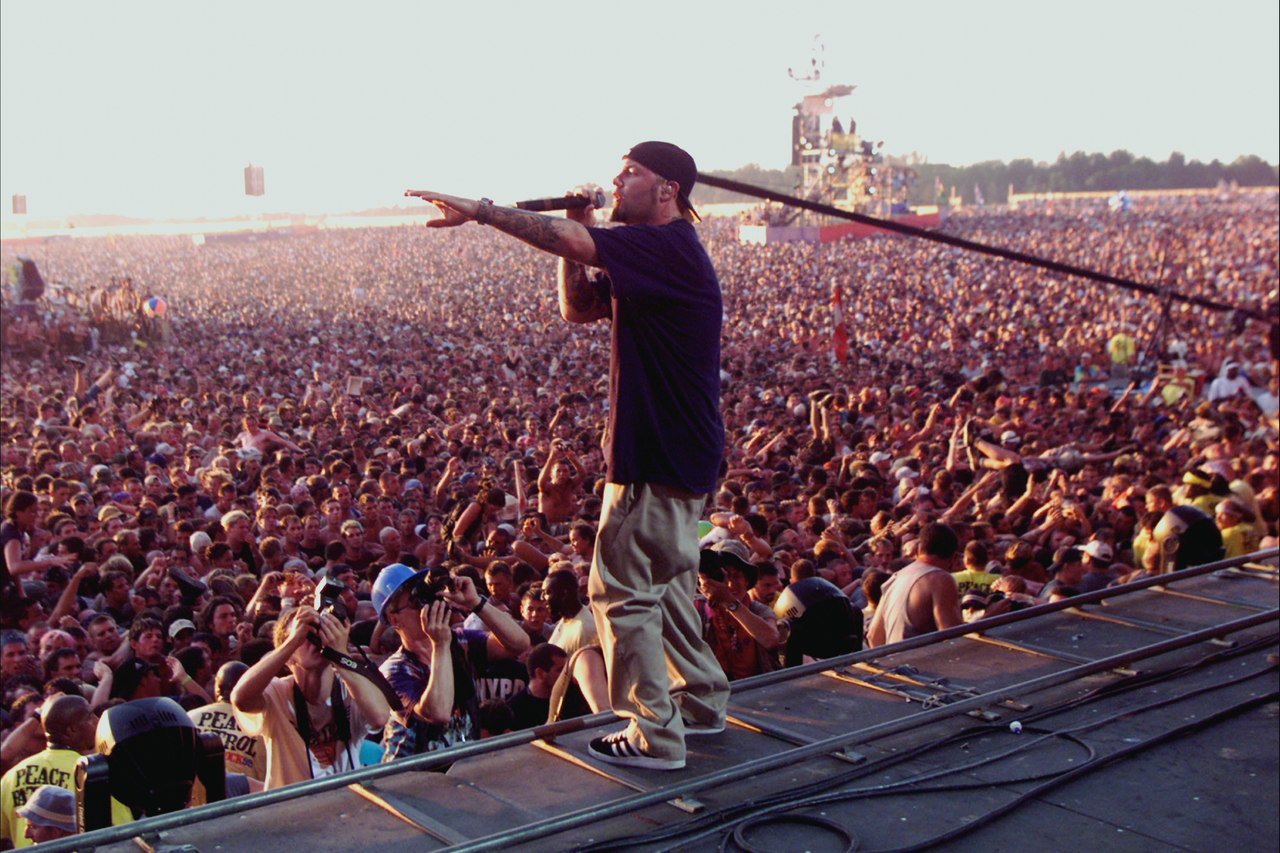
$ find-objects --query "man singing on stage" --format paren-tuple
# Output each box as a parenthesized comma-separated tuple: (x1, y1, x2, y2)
(408, 141, 729, 770)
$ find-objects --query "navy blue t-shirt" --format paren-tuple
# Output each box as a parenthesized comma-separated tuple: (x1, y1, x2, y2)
(587, 219, 724, 494)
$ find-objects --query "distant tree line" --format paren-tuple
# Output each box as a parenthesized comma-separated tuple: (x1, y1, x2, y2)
(691, 152, 1278, 208)
(692, 164, 801, 206)
(912, 151, 1278, 206)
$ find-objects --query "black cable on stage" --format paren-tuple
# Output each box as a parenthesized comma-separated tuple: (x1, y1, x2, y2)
(577, 644, 1278, 853)
(726, 814, 857, 853)
(857, 689, 1280, 853)
(695, 173, 1271, 321)
(705, 688, 1277, 853)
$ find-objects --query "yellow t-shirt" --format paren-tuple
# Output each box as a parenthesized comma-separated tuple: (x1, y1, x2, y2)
(1220, 523, 1261, 560)
(1108, 333, 1135, 365)
(1161, 379, 1195, 406)
(0, 748, 133, 847)
(1131, 529, 1154, 569)
(1191, 494, 1226, 516)
(951, 568, 1000, 597)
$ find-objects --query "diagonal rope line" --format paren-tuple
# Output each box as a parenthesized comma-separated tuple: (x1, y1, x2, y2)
(696, 173, 1269, 320)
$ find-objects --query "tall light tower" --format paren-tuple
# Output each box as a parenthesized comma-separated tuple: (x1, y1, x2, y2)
(785, 35, 913, 219)
(244, 163, 264, 197)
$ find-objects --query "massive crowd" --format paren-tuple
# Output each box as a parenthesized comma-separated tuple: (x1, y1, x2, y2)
(1, 189, 1276, 838)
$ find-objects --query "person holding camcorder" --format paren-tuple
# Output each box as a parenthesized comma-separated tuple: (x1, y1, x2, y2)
(372, 564, 529, 761)
(231, 581, 390, 789)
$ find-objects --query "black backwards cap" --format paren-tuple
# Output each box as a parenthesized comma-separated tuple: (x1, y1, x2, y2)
(626, 141, 700, 221)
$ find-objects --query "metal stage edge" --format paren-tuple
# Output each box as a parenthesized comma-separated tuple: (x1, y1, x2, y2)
(44, 549, 1279, 853)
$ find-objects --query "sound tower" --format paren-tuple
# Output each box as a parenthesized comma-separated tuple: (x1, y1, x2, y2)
(244, 165, 264, 197)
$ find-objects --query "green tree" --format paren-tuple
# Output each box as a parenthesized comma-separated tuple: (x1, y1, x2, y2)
(715, 150, 1277, 209)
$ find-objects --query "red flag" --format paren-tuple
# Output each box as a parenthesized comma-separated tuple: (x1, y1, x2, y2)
(831, 282, 848, 364)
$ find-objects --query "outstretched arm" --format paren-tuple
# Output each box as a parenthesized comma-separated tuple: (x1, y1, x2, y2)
(409, 189, 608, 323)
(405, 191, 598, 265)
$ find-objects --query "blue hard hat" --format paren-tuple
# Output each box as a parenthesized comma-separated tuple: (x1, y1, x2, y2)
(372, 563, 427, 625)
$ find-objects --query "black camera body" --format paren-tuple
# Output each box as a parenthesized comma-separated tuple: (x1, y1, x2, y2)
(697, 550, 725, 583)
(313, 577, 349, 622)
(408, 567, 454, 609)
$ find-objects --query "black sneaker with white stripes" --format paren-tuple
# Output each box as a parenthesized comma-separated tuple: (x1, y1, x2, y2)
(586, 730, 685, 770)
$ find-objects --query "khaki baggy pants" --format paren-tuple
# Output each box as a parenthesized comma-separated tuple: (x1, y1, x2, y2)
(588, 482, 730, 760)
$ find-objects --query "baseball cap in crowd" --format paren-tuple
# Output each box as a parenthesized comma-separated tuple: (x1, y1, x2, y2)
(98, 506, 124, 522)
(496, 523, 517, 539)
(869, 451, 892, 465)
(15, 785, 77, 835)
(71, 493, 92, 506)
(209, 577, 239, 597)
(1080, 540, 1114, 562)
(1000, 430, 1020, 446)
(626, 141, 700, 220)
(701, 543, 758, 587)
(110, 658, 159, 700)
(168, 619, 196, 639)
(960, 591, 989, 611)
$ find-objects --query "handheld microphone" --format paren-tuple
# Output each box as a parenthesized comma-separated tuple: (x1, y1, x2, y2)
(515, 187, 606, 211)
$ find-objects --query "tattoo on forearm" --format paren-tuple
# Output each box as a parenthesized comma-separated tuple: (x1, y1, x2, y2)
(489, 207, 567, 254)
(567, 271, 600, 313)
(559, 261, 609, 320)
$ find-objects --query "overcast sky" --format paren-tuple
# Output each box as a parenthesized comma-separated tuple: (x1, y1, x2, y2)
(2, 0, 1276, 220)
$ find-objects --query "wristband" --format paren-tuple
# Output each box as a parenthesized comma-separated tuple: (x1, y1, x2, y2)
(476, 198, 494, 225)
(471, 594, 489, 616)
